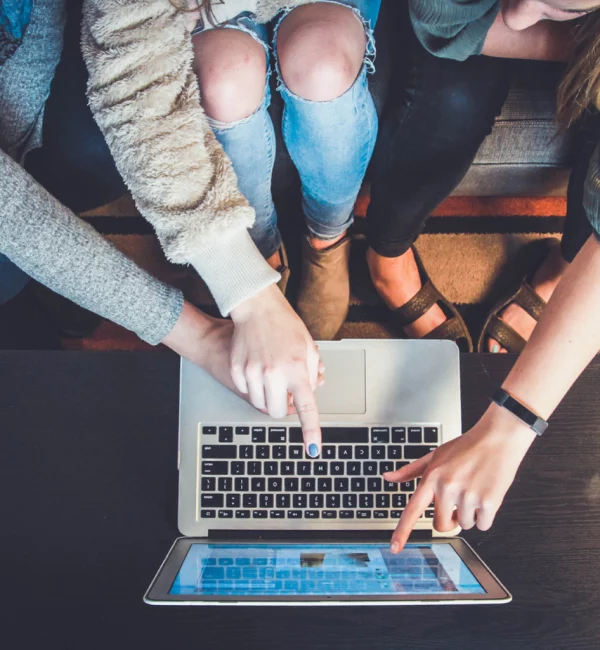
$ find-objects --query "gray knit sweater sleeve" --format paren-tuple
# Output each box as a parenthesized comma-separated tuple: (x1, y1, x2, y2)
(0, 149, 183, 345)
(409, 0, 500, 61)
(584, 143, 600, 241)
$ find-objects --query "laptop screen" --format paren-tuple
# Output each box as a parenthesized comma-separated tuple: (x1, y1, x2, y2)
(169, 543, 485, 597)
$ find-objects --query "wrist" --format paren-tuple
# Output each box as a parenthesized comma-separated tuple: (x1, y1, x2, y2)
(481, 402, 538, 451)
(162, 301, 216, 365)
(230, 284, 281, 323)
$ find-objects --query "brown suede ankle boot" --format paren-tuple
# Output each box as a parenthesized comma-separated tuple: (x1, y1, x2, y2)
(296, 235, 351, 340)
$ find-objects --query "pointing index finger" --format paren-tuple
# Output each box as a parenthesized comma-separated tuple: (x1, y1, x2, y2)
(289, 376, 321, 458)
(390, 481, 435, 553)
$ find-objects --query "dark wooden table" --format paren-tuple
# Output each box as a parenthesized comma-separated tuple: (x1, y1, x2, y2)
(1, 351, 600, 650)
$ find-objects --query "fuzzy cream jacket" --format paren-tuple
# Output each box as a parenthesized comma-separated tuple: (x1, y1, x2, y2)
(81, 0, 319, 315)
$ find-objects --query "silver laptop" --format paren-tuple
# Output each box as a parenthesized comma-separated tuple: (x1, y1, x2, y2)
(145, 339, 511, 605)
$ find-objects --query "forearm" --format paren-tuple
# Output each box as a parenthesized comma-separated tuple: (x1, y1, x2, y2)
(502, 235, 600, 420)
(482, 12, 573, 61)
(0, 150, 183, 345)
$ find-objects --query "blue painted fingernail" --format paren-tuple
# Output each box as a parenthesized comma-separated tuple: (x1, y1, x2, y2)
(491, 344, 500, 353)
(308, 444, 319, 458)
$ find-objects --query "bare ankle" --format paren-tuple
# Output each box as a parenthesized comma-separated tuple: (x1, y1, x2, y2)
(266, 250, 282, 271)
(309, 231, 346, 251)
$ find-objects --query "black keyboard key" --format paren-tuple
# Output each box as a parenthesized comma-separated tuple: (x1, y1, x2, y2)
(201, 494, 223, 508)
(298, 462, 312, 475)
(285, 478, 299, 492)
(288, 510, 302, 519)
(202, 461, 228, 475)
(240, 446, 254, 459)
(290, 427, 369, 444)
(343, 494, 357, 508)
(235, 426, 249, 436)
(404, 446, 436, 460)
(259, 494, 274, 508)
(392, 494, 407, 508)
(273, 446, 286, 459)
(253, 510, 268, 519)
(314, 462, 328, 475)
(270, 510, 285, 519)
(231, 461, 246, 475)
(201, 510, 216, 518)
(347, 462, 361, 475)
(289, 446, 304, 459)
(359, 494, 373, 509)
(374, 510, 388, 519)
(387, 446, 402, 460)
(340, 510, 355, 519)
(226, 494, 240, 508)
(425, 509, 435, 518)
(257, 446, 270, 459)
(201, 477, 216, 491)
(363, 461, 377, 475)
(391, 510, 403, 519)
(326, 494, 341, 508)
(380, 461, 394, 474)
(318, 478, 332, 492)
(269, 427, 286, 443)
(219, 427, 233, 443)
(281, 462, 295, 475)
(371, 446, 386, 460)
(264, 462, 278, 475)
(371, 427, 390, 444)
(322, 446, 336, 459)
(330, 462, 344, 475)
(335, 478, 349, 492)
(355, 446, 369, 460)
(322, 511, 337, 519)
(384, 480, 398, 492)
(338, 446, 353, 459)
(235, 477, 249, 492)
(293, 494, 307, 509)
(401, 480, 416, 492)
(243, 494, 257, 508)
(357, 511, 371, 519)
(368, 477, 382, 492)
(202, 426, 217, 436)
(305, 510, 320, 519)
(218, 510, 233, 518)
(235, 510, 251, 519)
(268, 478, 282, 492)
(424, 427, 439, 443)
(276, 494, 291, 508)
(248, 462, 262, 475)
(251, 478, 266, 492)
(351, 478, 365, 492)
(392, 427, 406, 443)
(309, 494, 324, 509)
(376, 494, 390, 508)
(252, 427, 266, 443)
(301, 478, 315, 492)
(218, 477, 232, 491)
(408, 427, 422, 443)
(395, 461, 409, 471)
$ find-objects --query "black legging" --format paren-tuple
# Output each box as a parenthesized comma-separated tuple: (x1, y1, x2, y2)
(367, 4, 514, 257)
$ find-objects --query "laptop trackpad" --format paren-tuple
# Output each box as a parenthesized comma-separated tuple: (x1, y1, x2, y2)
(316, 349, 366, 414)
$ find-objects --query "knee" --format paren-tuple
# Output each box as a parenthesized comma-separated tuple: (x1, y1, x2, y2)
(193, 30, 267, 123)
(277, 4, 366, 102)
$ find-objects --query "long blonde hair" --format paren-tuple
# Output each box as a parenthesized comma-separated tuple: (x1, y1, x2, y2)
(558, 13, 600, 126)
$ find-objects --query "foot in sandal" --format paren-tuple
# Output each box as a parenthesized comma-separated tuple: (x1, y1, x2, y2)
(368, 246, 473, 351)
(485, 239, 568, 353)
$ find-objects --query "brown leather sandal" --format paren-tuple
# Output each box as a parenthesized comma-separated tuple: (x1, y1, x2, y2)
(477, 238, 560, 353)
(390, 246, 473, 353)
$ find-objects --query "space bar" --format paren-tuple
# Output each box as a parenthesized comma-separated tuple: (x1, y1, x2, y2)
(289, 427, 369, 443)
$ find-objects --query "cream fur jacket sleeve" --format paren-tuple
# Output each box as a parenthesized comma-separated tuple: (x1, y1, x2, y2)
(81, 0, 317, 315)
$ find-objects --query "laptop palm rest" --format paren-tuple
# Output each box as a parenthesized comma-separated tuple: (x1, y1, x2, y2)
(315, 349, 366, 414)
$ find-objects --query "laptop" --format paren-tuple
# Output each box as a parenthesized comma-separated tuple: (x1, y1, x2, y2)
(145, 339, 511, 605)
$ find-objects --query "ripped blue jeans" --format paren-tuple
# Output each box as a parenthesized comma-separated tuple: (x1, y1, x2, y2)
(194, 0, 381, 259)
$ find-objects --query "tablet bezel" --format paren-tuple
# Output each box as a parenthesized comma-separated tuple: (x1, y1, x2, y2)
(144, 537, 511, 605)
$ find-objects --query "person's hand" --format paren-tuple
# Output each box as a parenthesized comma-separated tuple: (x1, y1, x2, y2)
(384, 403, 537, 553)
(230, 284, 322, 457)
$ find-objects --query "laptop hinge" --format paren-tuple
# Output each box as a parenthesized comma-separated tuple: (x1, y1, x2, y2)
(207, 529, 432, 542)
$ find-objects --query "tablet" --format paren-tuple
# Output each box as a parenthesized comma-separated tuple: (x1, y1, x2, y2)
(144, 538, 511, 605)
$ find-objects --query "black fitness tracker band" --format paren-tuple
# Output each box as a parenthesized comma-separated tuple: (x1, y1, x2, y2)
(491, 388, 548, 436)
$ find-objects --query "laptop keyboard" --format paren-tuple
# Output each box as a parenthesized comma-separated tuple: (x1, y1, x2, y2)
(199, 425, 438, 522)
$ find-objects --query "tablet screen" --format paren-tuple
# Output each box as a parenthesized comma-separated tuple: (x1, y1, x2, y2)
(169, 543, 485, 597)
